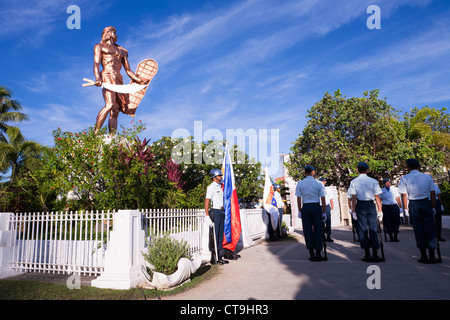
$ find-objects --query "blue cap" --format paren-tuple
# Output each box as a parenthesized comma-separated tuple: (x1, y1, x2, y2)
(210, 168, 223, 178)
(357, 161, 369, 169)
(406, 158, 420, 168)
(318, 177, 326, 181)
(382, 178, 390, 184)
(304, 165, 315, 172)
(273, 184, 281, 190)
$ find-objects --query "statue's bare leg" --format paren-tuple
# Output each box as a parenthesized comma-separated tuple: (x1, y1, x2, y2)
(95, 89, 116, 133)
(108, 101, 120, 133)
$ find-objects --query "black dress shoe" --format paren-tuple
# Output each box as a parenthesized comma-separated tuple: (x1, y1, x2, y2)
(428, 256, 438, 264)
(438, 236, 446, 242)
(418, 256, 429, 264)
(315, 254, 326, 261)
(361, 255, 372, 262)
(218, 259, 229, 264)
(371, 255, 383, 262)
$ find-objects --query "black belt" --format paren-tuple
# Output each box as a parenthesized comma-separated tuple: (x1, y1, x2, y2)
(409, 198, 428, 202)
(357, 200, 374, 203)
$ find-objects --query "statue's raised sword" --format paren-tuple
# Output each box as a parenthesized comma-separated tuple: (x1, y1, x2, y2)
(82, 78, 147, 94)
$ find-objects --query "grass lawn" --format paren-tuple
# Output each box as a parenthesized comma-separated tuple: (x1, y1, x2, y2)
(0, 264, 219, 300)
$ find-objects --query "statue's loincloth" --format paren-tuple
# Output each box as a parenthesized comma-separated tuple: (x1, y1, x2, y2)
(101, 70, 131, 115)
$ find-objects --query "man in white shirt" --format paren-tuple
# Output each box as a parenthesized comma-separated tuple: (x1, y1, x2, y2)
(348, 162, 383, 262)
(295, 165, 327, 261)
(274, 184, 284, 239)
(398, 158, 438, 264)
(205, 168, 228, 265)
(319, 178, 334, 242)
(380, 178, 402, 242)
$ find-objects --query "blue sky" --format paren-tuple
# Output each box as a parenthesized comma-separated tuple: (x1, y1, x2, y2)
(1, 0, 450, 178)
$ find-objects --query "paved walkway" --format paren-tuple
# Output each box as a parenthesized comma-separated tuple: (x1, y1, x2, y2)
(166, 224, 450, 300)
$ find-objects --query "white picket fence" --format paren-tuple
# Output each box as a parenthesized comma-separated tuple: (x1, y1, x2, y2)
(140, 208, 205, 256)
(8, 211, 115, 276)
(1, 208, 273, 279)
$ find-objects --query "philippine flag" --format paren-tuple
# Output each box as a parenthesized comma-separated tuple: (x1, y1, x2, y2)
(263, 166, 279, 230)
(222, 144, 241, 251)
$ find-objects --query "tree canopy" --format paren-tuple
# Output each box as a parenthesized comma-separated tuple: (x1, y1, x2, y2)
(287, 89, 449, 187)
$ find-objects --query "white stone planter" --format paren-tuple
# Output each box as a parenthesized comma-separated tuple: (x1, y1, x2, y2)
(141, 254, 202, 291)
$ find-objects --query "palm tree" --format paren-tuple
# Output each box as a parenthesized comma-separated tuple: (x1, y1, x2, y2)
(0, 86, 29, 143)
(0, 126, 42, 185)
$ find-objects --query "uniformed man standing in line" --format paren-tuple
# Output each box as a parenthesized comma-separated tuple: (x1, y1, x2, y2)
(379, 178, 402, 242)
(274, 184, 284, 239)
(319, 178, 334, 242)
(432, 183, 446, 242)
(348, 162, 383, 262)
(398, 158, 438, 264)
(295, 165, 327, 262)
(204, 168, 229, 265)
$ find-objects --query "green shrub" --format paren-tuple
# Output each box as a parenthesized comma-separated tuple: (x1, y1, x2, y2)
(143, 234, 190, 276)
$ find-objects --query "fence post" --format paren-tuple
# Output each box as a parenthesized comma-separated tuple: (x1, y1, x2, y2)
(91, 210, 146, 289)
(238, 209, 255, 247)
(0, 212, 23, 279)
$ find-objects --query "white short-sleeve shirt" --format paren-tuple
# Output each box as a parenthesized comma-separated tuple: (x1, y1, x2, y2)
(347, 174, 382, 201)
(206, 181, 224, 209)
(295, 176, 326, 204)
(397, 170, 435, 200)
(379, 186, 400, 205)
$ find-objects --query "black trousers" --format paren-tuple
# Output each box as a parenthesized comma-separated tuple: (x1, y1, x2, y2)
(382, 204, 400, 235)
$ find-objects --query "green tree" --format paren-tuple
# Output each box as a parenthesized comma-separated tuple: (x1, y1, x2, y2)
(404, 106, 450, 170)
(40, 122, 159, 211)
(151, 136, 263, 208)
(0, 86, 29, 143)
(287, 89, 407, 187)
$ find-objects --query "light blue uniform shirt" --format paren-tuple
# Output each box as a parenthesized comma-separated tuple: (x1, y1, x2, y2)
(347, 174, 382, 201)
(295, 176, 326, 204)
(397, 170, 435, 200)
(379, 186, 400, 205)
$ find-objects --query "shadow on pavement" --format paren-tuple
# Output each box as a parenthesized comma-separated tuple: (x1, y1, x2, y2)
(265, 225, 450, 300)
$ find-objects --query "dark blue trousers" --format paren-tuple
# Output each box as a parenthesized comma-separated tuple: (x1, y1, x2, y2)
(301, 203, 323, 251)
(356, 201, 380, 249)
(266, 211, 275, 239)
(325, 204, 332, 235)
(210, 209, 225, 258)
(409, 199, 437, 249)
